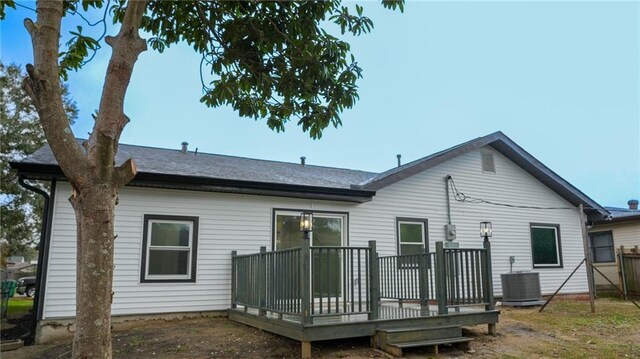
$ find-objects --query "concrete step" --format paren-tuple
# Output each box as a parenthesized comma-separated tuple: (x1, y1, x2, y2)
(380, 325, 462, 343)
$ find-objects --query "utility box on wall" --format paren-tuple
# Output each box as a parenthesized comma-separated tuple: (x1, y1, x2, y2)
(445, 224, 457, 241)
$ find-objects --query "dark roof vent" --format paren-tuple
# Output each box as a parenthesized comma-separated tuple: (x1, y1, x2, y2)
(629, 199, 639, 210)
(181, 141, 188, 154)
(300, 156, 306, 166)
(397, 154, 402, 167)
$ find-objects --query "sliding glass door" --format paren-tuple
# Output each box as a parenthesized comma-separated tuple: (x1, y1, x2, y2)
(274, 211, 346, 298)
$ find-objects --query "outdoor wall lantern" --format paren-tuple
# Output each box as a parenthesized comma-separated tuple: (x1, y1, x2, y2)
(480, 221, 492, 241)
(300, 212, 313, 240)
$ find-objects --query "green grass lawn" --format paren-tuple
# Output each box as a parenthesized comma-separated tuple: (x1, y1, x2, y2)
(7, 297, 33, 315)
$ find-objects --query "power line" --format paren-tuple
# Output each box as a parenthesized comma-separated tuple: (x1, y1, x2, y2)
(447, 175, 580, 210)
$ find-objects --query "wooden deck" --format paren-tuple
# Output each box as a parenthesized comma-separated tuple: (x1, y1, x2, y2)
(228, 300, 499, 342)
(229, 241, 499, 357)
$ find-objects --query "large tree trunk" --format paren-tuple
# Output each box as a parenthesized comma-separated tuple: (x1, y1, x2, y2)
(22, 1, 148, 358)
(71, 184, 117, 358)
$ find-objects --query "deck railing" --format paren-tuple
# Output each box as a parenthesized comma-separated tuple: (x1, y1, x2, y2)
(231, 241, 378, 324)
(378, 251, 436, 305)
(231, 239, 494, 321)
(378, 240, 494, 314)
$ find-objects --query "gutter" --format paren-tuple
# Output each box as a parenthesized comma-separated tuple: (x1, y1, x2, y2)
(10, 162, 376, 203)
(17, 177, 56, 345)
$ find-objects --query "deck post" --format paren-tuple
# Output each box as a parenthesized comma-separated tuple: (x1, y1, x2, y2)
(301, 341, 312, 359)
(435, 242, 448, 315)
(259, 246, 267, 316)
(231, 251, 237, 309)
(368, 240, 379, 320)
(418, 245, 429, 308)
(482, 238, 495, 311)
(301, 239, 312, 325)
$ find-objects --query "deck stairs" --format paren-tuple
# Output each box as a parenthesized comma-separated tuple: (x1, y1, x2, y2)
(375, 325, 473, 357)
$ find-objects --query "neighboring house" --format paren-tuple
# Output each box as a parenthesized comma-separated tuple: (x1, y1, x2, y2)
(589, 200, 640, 292)
(11, 131, 608, 346)
(3, 261, 37, 281)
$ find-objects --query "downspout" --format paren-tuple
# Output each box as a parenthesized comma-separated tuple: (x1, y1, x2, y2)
(445, 175, 452, 225)
(18, 177, 56, 345)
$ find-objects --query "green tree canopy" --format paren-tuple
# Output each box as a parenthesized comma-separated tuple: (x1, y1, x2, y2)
(1, 1, 403, 356)
(0, 62, 78, 260)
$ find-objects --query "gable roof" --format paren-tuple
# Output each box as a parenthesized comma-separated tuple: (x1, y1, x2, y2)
(10, 132, 609, 218)
(356, 131, 608, 220)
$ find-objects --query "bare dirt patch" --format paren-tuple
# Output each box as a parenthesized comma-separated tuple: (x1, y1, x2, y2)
(8, 298, 640, 358)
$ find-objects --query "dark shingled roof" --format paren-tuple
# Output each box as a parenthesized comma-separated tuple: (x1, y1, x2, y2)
(10, 132, 609, 217)
(603, 207, 640, 222)
(19, 140, 377, 190)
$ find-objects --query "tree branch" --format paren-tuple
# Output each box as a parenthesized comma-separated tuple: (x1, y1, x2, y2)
(23, 1, 89, 188)
(87, 0, 148, 185)
(113, 158, 137, 188)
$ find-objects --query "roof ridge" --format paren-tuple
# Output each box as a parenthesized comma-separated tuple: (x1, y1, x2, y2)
(69, 138, 377, 175)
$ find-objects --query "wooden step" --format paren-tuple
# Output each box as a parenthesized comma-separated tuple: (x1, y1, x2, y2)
(380, 325, 462, 343)
(394, 336, 473, 348)
(380, 336, 473, 357)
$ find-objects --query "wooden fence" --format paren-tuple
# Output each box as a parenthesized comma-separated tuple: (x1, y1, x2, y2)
(619, 246, 640, 298)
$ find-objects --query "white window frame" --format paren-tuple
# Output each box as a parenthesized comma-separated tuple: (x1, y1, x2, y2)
(531, 224, 562, 268)
(397, 219, 427, 255)
(143, 217, 196, 282)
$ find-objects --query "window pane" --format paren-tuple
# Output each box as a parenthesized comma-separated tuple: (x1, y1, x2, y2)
(590, 232, 613, 248)
(276, 215, 303, 249)
(400, 223, 423, 243)
(594, 248, 615, 263)
(532, 227, 559, 265)
(151, 222, 190, 247)
(313, 217, 342, 246)
(148, 250, 189, 275)
(400, 244, 423, 255)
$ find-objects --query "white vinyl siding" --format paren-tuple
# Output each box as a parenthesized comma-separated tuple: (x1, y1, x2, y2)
(43, 146, 587, 319)
(589, 221, 640, 287)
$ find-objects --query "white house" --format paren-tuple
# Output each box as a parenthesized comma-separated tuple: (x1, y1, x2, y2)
(588, 200, 640, 292)
(12, 131, 608, 344)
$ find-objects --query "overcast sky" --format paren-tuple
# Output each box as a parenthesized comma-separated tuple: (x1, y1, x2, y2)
(2, 1, 639, 207)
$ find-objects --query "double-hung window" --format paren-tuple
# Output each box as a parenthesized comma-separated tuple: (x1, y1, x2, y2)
(589, 231, 615, 263)
(397, 218, 428, 267)
(530, 224, 562, 268)
(141, 215, 199, 282)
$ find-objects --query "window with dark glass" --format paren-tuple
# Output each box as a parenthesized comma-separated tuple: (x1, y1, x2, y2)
(589, 231, 615, 263)
(396, 218, 428, 267)
(530, 224, 562, 268)
(141, 215, 198, 282)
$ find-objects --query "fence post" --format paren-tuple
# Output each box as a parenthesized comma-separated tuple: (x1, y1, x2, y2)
(435, 242, 448, 315)
(231, 251, 237, 309)
(619, 245, 628, 300)
(259, 246, 267, 316)
(418, 245, 429, 308)
(300, 239, 312, 325)
(483, 239, 495, 311)
(368, 240, 379, 320)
